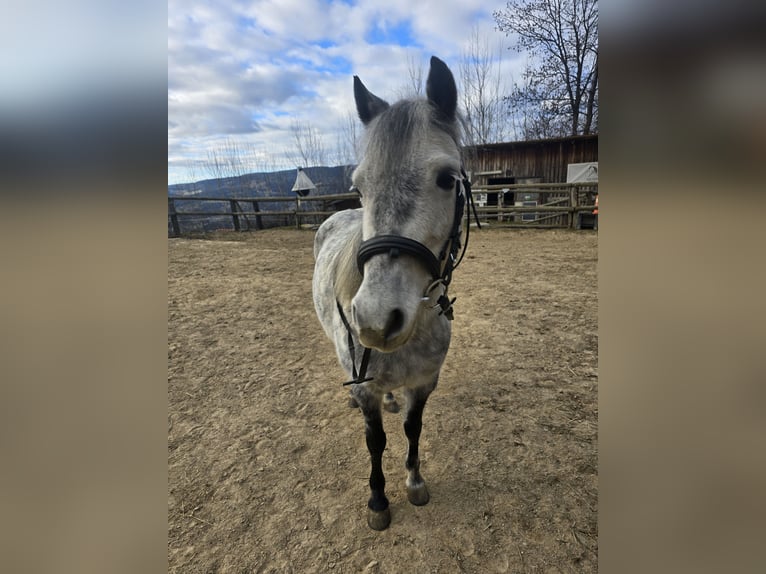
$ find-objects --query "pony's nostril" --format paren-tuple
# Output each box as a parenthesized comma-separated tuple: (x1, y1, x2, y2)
(384, 308, 405, 340)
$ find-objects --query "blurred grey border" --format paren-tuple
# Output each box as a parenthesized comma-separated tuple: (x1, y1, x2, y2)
(600, 1, 766, 572)
(1, 1, 765, 573)
(0, 3, 167, 574)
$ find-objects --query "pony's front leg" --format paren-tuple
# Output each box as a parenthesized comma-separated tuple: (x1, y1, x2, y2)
(357, 393, 390, 530)
(403, 384, 434, 506)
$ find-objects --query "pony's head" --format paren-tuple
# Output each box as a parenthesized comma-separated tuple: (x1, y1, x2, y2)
(350, 56, 464, 352)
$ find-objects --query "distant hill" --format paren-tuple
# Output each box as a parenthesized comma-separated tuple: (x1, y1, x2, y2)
(168, 165, 354, 199)
(168, 165, 356, 234)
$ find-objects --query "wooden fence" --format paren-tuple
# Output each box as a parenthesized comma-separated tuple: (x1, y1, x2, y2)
(168, 183, 597, 236)
(167, 192, 359, 236)
(470, 182, 598, 229)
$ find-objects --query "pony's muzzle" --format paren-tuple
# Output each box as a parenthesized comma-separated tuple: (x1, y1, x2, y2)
(352, 303, 409, 352)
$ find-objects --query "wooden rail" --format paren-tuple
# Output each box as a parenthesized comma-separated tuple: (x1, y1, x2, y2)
(168, 182, 597, 236)
(167, 192, 361, 236)
(469, 182, 598, 228)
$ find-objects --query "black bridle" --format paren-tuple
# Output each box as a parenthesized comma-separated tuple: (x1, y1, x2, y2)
(338, 168, 480, 386)
(357, 168, 479, 319)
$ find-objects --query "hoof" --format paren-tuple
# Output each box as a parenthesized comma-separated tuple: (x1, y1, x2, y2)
(407, 483, 430, 506)
(367, 507, 391, 531)
(348, 396, 359, 408)
(382, 393, 399, 413)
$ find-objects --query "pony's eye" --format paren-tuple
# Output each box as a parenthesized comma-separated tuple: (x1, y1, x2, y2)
(435, 170, 455, 190)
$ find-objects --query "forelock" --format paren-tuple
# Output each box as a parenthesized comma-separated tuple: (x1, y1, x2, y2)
(361, 99, 463, 174)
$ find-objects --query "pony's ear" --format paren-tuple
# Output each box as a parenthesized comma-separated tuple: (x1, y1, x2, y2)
(354, 76, 389, 125)
(426, 56, 457, 121)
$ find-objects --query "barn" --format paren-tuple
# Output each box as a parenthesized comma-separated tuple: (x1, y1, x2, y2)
(464, 134, 598, 228)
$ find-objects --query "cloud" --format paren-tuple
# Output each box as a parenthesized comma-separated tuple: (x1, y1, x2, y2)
(168, 0, 520, 183)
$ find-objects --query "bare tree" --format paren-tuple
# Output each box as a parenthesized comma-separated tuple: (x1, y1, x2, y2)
(459, 27, 511, 144)
(494, 0, 598, 138)
(205, 146, 227, 184)
(285, 121, 327, 168)
(333, 112, 361, 199)
(393, 54, 426, 99)
(405, 53, 424, 97)
(245, 144, 282, 197)
(334, 111, 361, 167)
(204, 138, 264, 230)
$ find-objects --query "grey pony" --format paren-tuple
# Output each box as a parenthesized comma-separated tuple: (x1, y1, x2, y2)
(312, 56, 466, 530)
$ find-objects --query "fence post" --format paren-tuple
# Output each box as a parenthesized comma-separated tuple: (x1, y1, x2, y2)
(251, 200, 264, 230)
(230, 200, 241, 231)
(168, 198, 180, 237)
(295, 197, 301, 229)
(570, 185, 577, 229)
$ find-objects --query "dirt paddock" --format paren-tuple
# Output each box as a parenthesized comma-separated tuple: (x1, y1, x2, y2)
(168, 227, 598, 573)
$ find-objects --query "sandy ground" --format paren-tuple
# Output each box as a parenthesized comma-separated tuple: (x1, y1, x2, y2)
(168, 227, 598, 573)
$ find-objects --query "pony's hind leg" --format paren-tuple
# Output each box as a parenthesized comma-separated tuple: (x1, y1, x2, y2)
(383, 392, 399, 413)
(403, 383, 435, 506)
(355, 390, 391, 530)
(349, 391, 398, 412)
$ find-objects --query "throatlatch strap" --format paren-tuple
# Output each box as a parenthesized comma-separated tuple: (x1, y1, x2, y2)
(335, 300, 373, 386)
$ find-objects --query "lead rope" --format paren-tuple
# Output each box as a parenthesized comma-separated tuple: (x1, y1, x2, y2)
(336, 300, 374, 386)
(428, 169, 481, 320)
(453, 168, 481, 271)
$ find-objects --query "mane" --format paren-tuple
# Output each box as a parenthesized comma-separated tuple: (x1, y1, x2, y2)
(333, 222, 363, 309)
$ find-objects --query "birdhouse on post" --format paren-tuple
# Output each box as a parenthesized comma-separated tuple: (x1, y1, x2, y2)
(291, 168, 317, 228)
(291, 167, 316, 197)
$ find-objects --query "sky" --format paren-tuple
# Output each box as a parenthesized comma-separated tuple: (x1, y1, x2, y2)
(168, 0, 525, 185)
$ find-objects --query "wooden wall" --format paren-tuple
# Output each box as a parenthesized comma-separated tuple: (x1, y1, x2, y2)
(464, 134, 598, 183)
